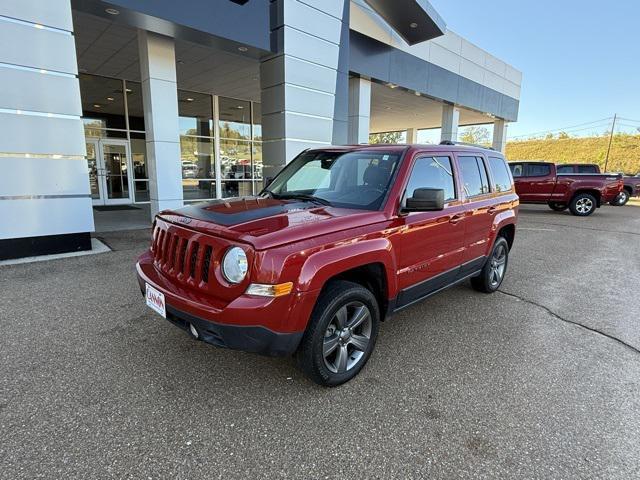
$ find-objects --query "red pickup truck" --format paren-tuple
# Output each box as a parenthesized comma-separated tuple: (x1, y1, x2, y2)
(557, 163, 640, 206)
(137, 145, 518, 386)
(508, 161, 623, 216)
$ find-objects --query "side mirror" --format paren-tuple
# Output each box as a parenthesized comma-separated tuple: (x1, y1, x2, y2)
(404, 188, 445, 211)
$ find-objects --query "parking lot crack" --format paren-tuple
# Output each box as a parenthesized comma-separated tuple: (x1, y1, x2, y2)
(497, 289, 640, 356)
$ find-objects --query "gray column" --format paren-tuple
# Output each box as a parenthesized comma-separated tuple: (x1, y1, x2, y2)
(492, 119, 508, 153)
(138, 30, 183, 218)
(260, 0, 348, 180)
(440, 104, 460, 143)
(347, 77, 371, 144)
(0, 0, 94, 253)
(406, 128, 419, 144)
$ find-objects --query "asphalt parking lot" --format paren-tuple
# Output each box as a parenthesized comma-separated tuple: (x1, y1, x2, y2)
(1, 203, 640, 479)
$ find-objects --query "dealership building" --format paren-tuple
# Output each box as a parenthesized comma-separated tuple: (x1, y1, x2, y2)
(0, 0, 521, 259)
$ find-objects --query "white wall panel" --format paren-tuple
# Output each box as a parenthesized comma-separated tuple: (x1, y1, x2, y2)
(278, 0, 342, 43)
(0, 0, 73, 31)
(0, 157, 89, 196)
(0, 66, 82, 115)
(460, 59, 485, 85)
(0, 113, 85, 156)
(0, 20, 77, 74)
(261, 84, 334, 118)
(0, 197, 94, 240)
(282, 27, 340, 69)
(430, 43, 461, 74)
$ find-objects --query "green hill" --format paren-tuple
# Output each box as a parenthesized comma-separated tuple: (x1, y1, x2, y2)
(506, 133, 640, 174)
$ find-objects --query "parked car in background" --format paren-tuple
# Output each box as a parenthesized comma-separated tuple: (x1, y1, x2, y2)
(556, 163, 640, 206)
(181, 161, 199, 179)
(509, 161, 623, 216)
(137, 145, 518, 386)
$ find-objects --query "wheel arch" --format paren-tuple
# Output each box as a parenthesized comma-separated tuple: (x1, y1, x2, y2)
(571, 189, 602, 206)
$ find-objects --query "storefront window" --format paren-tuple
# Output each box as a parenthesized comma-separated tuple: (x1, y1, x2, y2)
(219, 97, 251, 140)
(179, 91, 213, 137)
(80, 74, 127, 136)
(126, 81, 145, 132)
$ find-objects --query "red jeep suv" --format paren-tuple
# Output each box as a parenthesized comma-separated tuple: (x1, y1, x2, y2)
(137, 145, 518, 386)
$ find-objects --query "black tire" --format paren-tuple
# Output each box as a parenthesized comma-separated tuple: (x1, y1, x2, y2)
(297, 280, 380, 387)
(471, 237, 509, 293)
(569, 192, 597, 216)
(609, 190, 630, 206)
(548, 202, 568, 211)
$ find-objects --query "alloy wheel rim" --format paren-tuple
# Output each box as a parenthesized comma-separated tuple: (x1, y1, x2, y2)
(617, 192, 628, 205)
(489, 244, 507, 287)
(576, 198, 593, 214)
(323, 301, 372, 374)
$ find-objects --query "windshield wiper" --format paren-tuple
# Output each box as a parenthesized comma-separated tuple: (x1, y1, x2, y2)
(274, 193, 332, 206)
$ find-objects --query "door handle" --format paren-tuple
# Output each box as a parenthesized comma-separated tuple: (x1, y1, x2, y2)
(487, 206, 498, 215)
(449, 214, 464, 224)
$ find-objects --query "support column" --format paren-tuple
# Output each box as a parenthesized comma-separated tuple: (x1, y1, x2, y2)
(492, 119, 508, 153)
(138, 30, 183, 218)
(348, 77, 371, 144)
(440, 104, 460, 143)
(0, 0, 93, 259)
(260, 0, 349, 181)
(406, 128, 419, 144)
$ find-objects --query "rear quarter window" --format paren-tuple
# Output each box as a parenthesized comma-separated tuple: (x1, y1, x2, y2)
(509, 163, 524, 177)
(527, 163, 552, 176)
(488, 157, 514, 193)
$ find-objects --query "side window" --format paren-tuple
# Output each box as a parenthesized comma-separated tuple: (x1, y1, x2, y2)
(488, 157, 514, 193)
(509, 163, 524, 177)
(476, 157, 491, 194)
(557, 165, 573, 174)
(578, 165, 598, 173)
(405, 156, 456, 202)
(458, 156, 489, 197)
(527, 163, 552, 176)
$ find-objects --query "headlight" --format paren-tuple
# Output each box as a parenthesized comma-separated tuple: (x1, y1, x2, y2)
(221, 247, 248, 284)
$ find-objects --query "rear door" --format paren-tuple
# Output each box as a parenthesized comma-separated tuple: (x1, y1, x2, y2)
(396, 152, 466, 306)
(456, 154, 495, 272)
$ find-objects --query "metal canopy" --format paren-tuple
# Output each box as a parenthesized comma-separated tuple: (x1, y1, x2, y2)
(364, 0, 446, 45)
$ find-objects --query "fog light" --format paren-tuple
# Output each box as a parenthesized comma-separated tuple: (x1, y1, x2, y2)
(189, 323, 199, 339)
(246, 282, 293, 297)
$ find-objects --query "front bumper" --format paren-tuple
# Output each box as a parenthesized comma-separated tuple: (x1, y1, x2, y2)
(161, 303, 303, 356)
(136, 253, 318, 356)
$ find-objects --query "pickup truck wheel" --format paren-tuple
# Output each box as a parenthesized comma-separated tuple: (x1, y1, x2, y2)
(471, 237, 509, 293)
(609, 190, 630, 206)
(297, 280, 380, 387)
(569, 193, 597, 216)
(548, 202, 568, 211)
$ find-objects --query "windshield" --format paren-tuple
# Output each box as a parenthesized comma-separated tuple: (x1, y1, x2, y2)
(264, 150, 402, 210)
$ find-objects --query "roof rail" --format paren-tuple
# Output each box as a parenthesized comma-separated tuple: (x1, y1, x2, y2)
(439, 140, 495, 150)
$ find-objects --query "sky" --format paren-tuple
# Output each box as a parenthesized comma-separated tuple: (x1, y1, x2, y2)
(428, 0, 640, 139)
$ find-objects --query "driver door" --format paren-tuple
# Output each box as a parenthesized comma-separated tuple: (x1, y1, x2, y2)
(396, 153, 466, 307)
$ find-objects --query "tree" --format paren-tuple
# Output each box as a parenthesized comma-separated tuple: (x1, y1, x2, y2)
(558, 131, 570, 139)
(369, 131, 405, 144)
(459, 126, 490, 145)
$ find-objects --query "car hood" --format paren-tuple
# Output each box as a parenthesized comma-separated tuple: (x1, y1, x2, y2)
(158, 197, 385, 250)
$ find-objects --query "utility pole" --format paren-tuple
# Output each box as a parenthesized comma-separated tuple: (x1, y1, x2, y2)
(604, 114, 617, 172)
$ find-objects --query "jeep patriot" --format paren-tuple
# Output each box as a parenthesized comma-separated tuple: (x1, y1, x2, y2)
(137, 145, 519, 386)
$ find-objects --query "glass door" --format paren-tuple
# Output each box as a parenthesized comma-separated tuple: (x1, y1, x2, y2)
(86, 139, 102, 205)
(87, 138, 134, 205)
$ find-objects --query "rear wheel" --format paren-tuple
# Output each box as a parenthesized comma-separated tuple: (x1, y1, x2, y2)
(569, 193, 597, 216)
(297, 280, 380, 387)
(471, 237, 509, 293)
(548, 202, 568, 211)
(609, 190, 630, 206)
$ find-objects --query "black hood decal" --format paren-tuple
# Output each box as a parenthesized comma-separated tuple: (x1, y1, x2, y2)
(173, 197, 317, 226)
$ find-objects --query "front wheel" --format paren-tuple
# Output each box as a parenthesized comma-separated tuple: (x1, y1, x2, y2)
(548, 202, 568, 211)
(297, 280, 380, 387)
(609, 190, 630, 206)
(569, 193, 597, 216)
(471, 237, 510, 293)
